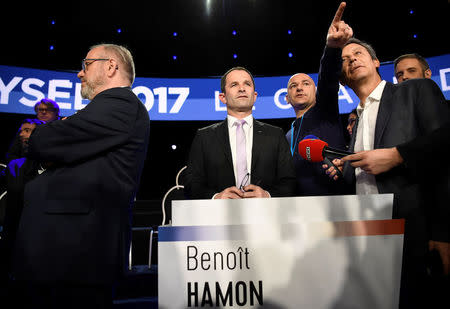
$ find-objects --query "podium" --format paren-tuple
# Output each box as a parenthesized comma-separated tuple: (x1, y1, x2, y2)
(158, 194, 404, 308)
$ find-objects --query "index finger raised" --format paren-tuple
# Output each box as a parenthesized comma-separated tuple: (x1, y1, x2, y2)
(332, 2, 346, 23)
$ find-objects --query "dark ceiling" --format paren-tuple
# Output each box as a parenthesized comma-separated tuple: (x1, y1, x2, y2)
(2, 1, 449, 77)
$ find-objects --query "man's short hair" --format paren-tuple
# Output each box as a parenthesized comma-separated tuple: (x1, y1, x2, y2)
(34, 98, 60, 116)
(90, 43, 136, 85)
(21, 118, 45, 126)
(220, 66, 255, 93)
(394, 53, 430, 73)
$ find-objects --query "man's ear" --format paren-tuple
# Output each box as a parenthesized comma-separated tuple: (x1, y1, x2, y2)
(218, 92, 227, 105)
(424, 69, 432, 79)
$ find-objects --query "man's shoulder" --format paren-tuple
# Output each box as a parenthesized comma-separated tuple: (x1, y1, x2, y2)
(389, 78, 438, 93)
(197, 120, 227, 134)
(254, 119, 284, 135)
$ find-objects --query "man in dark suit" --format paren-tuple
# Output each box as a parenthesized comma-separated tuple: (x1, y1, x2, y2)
(0, 118, 43, 306)
(185, 66, 296, 200)
(11, 44, 150, 308)
(285, 2, 352, 196)
(326, 38, 449, 308)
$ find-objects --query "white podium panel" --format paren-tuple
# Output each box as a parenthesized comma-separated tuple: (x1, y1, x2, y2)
(158, 220, 404, 309)
(172, 194, 394, 226)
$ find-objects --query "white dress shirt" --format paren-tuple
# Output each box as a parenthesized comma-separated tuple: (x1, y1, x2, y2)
(354, 80, 386, 195)
(227, 114, 254, 186)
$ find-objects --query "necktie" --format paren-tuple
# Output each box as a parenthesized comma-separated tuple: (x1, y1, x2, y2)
(235, 119, 248, 188)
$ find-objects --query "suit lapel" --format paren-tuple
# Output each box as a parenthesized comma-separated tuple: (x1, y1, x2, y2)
(216, 119, 234, 170)
(374, 82, 394, 148)
(251, 120, 265, 172)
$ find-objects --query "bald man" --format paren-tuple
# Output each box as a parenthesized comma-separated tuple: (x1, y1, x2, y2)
(285, 2, 352, 196)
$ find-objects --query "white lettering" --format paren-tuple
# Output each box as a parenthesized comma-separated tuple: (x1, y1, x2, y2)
(338, 84, 353, 103)
(48, 79, 72, 109)
(154, 87, 167, 113)
(74, 83, 88, 110)
(440, 68, 450, 91)
(0, 76, 23, 104)
(274, 88, 291, 109)
(19, 78, 45, 107)
(169, 87, 189, 113)
(215, 91, 226, 111)
(133, 86, 154, 111)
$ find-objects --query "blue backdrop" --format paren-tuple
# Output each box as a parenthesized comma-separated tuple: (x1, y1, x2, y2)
(1, 53, 449, 120)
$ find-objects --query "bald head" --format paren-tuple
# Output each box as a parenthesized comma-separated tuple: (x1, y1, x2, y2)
(286, 73, 317, 117)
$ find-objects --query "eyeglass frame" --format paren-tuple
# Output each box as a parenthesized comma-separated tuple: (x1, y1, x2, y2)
(81, 58, 110, 72)
(36, 107, 56, 113)
(239, 173, 250, 191)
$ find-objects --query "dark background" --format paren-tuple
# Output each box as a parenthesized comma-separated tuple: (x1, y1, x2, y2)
(1, 0, 449, 201)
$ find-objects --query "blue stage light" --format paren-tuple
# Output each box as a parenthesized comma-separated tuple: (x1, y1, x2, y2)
(49, 45, 54, 51)
(173, 32, 178, 37)
(287, 29, 292, 35)
(233, 54, 237, 59)
(173, 55, 177, 60)
(117, 28, 122, 33)
(232, 30, 237, 36)
(288, 52, 293, 58)
(51, 20, 55, 25)
(413, 34, 417, 39)
(409, 10, 414, 14)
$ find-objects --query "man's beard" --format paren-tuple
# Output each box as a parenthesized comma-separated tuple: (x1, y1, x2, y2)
(81, 76, 105, 100)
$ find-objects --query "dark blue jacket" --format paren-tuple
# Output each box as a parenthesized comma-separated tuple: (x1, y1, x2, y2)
(286, 47, 352, 196)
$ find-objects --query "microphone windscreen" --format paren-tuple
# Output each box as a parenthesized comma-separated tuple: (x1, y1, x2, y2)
(298, 138, 328, 162)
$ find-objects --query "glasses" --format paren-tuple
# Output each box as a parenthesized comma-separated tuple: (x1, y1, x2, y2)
(239, 173, 250, 191)
(81, 58, 110, 72)
(37, 107, 56, 113)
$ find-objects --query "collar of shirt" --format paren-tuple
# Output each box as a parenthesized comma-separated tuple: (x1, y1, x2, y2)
(356, 80, 387, 117)
(227, 114, 254, 129)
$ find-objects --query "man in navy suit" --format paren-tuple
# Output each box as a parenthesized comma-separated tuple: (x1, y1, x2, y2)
(285, 2, 352, 196)
(185, 66, 296, 200)
(325, 37, 449, 308)
(12, 44, 150, 308)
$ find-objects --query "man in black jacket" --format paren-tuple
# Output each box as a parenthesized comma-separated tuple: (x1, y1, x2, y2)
(285, 2, 352, 196)
(325, 37, 449, 308)
(185, 66, 296, 200)
(12, 44, 150, 308)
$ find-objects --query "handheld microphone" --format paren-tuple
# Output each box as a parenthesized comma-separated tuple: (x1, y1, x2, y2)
(298, 135, 353, 162)
(298, 135, 354, 178)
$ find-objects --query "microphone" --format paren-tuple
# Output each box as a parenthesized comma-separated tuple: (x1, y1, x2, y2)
(298, 135, 353, 162)
(298, 135, 353, 178)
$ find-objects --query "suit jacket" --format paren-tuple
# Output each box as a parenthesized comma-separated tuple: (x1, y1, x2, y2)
(343, 80, 450, 291)
(286, 47, 352, 196)
(12, 87, 150, 284)
(185, 119, 296, 199)
(0, 158, 39, 277)
(396, 121, 450, 242)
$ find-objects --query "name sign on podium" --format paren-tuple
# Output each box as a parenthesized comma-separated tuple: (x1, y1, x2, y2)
(158, 194, 404, 308)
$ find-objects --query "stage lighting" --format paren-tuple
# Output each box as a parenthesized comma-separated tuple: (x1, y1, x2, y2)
(51, 20, 55, 25)
(171, 145, 177, 150)
(413, 34, 417, 39)
(233, 54, 238, 59)
(173, 32, 178, 37)
(287, 29, 292, 35)
(117, 28, 122, 33)
(173, 55, 177, 60)
(49, 45, 54, 51)
(288, 52, 293, 58)
(409, 10, 414, 14)
(232, 30, 237, 36)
